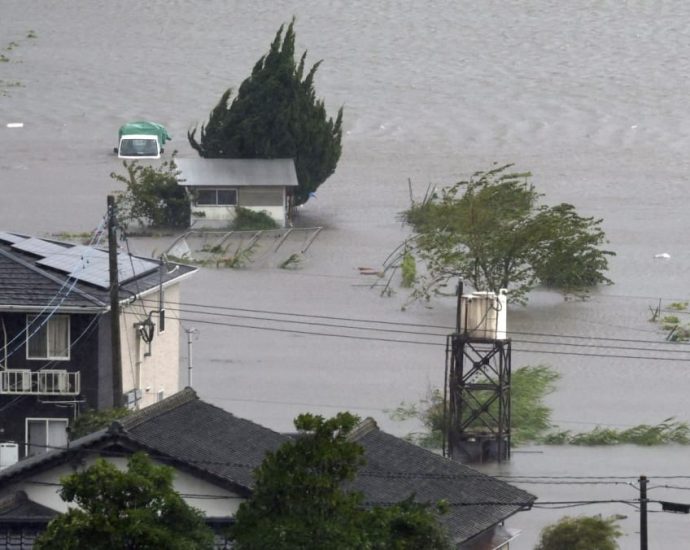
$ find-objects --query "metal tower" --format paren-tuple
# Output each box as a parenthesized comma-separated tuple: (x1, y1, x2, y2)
(443, 287, 512, 463)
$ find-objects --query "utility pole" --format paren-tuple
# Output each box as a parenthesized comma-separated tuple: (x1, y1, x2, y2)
(185, 327, 199, 388)
(108, 195, 123, 407)
(640, 475, 648, 550)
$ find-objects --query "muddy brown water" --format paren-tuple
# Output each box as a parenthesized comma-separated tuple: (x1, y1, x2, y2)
(3, 2, 690, 546)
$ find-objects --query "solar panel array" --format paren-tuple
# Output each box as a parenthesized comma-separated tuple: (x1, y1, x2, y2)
(0, 231, 27, 244)
(6, 236, 160, 289)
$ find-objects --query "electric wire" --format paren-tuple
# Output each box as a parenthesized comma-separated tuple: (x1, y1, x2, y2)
(140, 298, 690, 349)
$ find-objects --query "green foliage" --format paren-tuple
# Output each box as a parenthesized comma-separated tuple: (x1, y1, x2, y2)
(402, 164, 614, 304)
(231, 413, 450, 549)
(111, 158, 190, 229)
(279, 252, 303, 269)
(400, 250, 417, 288)
(543, 418, 690, 446)
(669, 301, 688, 311)
(511, 365, 560, 444)
(661, 315, 680, 329)
(231, 412, 366, 549)
(389, 366, 559, 448)
(535, 515, 623, 550)
(69, 407, 131, 440)
(363, 497, 452, 550)
(188, 18, 343, 206)
(388, 388, 446, 448)
(232, 206, 279, 230)
(35, 453, 214, 550)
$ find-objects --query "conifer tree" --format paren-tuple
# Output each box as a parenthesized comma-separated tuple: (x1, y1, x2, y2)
(188, 19, 343, 206)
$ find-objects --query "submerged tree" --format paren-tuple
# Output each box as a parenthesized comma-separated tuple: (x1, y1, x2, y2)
(35, 453, 214, 550)
(111, 157, 190, 229)
(535, 515, 623, 550)
(188, 19, 343, 206)
(402, 164, 614, 304)
(231, 413, 450, 549)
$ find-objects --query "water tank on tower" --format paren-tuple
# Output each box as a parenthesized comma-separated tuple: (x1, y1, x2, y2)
(458, 289, 507, 339)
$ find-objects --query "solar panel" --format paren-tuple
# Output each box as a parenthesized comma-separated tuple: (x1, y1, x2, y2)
(0, 231, 27, 245)
(11, 237, 67, 257)
(37, 245, 160, 289)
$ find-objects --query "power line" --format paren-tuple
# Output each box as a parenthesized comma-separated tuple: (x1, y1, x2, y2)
(141, 298, 690, 348)
(169, 314, 690, 362)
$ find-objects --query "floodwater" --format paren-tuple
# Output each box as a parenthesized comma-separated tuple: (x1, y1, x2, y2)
(3, 1, 690, 546)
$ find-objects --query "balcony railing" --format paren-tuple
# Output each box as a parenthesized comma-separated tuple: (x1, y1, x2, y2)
(0, 369, 80, 395)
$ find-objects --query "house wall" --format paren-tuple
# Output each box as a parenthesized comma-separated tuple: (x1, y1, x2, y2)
(0, 311, 101, 458)
(119, 284, 181, 409)
(2, 454, 243, 518)
(190, 186, 288, 227)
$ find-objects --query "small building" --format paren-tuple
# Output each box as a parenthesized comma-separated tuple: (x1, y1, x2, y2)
(0, 389, 535, 548)
(176, 158, 299, 228)
(0, 231, 197, 464)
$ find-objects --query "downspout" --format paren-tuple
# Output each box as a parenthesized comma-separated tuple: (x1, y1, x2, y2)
(1, 316, 7, 369)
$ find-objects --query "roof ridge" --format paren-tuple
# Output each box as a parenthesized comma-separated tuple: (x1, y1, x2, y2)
(347, 417, 379, 441)
(119, 387, 199, 430)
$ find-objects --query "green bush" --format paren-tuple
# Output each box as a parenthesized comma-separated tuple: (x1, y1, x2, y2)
(400, 251, 416, 288)
(232, 207, 278, 230)
(111, 158, 190, 229)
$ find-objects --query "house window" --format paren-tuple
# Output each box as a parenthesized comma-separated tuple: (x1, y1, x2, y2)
(196, 188, 238, 206)
(26, 315, 70, 360)
(26, 418, 68, 456)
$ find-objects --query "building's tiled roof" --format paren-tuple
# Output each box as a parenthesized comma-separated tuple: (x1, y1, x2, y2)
(119, 389, 289, 491)
(0, 390, 534, 544)
(0, 389, 288, 496)
(0, 491, 57, 522)
(349, 419, 535, 543)
(0, 232, 197, 312)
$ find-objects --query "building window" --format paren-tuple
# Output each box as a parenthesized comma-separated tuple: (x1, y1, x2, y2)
(26, 418, 68, 456)
(26, 315, 70, 360)
(196, 188, 238, 206)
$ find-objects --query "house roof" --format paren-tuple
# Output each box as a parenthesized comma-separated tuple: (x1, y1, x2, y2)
(349, 419, 535, 543)
(176, 158, 299, 188)
(0, 491, 57, 523)
(0, 388, 288, 497)
(0, 390, 534, 544)
(0, 232, 197, 313)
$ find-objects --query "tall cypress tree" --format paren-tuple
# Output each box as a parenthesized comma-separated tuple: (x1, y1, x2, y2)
(188, 19, 343, 206)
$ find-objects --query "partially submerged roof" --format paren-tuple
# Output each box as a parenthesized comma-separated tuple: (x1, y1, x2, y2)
(0, 232, 197, 313)
(176, 158, 298, 188)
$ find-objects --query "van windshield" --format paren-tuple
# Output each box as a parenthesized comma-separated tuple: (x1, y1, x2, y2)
(119, 138, 159, 157)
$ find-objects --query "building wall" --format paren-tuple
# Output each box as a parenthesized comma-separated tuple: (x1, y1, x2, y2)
(2, 454, 243, 517)
(0, 311, 101, 458)
(120, 284, 181, 409)
(190, 186, 288, 227)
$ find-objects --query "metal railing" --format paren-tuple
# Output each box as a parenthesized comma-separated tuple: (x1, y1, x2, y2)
(0, 369, 80, 395)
